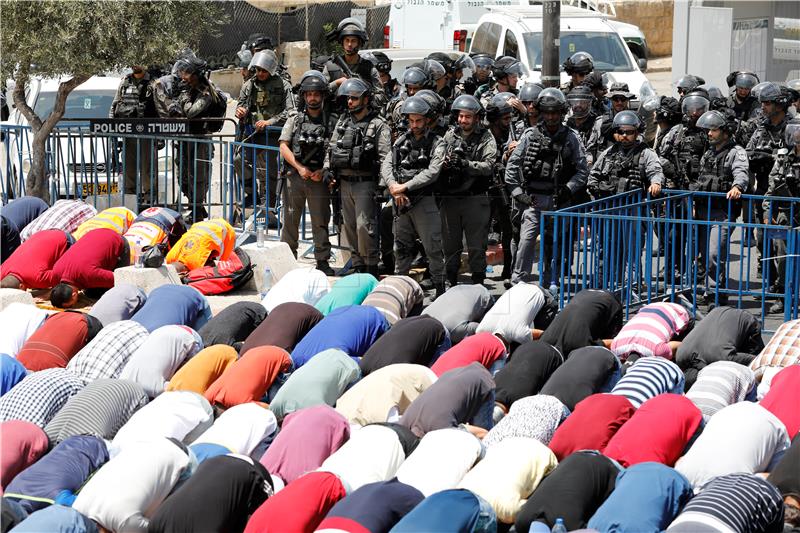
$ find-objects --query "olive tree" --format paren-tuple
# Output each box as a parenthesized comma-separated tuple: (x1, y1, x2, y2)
(0, 0, 224, 201)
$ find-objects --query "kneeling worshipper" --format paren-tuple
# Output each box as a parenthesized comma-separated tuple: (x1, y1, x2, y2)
(476, 282, 557, 345)
(458, 437, 557, 526)
(675, 306, 764, 387)
(19, 199, 95, 242)
(49, 228, 130, 308)
(359, 315, 450, 376)
(260, 405, 350, 485)
(483, 395, 569, 447)
(239, 302, 323, 355)
(165, 345, 237, 395)
(675, 401, 791, 489)
(165, 218, 235, 273)
(431, 332, 506, 377)
(685, 360, 756, 420)
(269, 348, 360, 420)
(667, 473, 784, 533)
(203, 345, 291, 410)
(759, 364, 800, 437)
(0, 196, 48, 258)
(400, 363, 495, 438)
(395, 427, 483, 497)
(0, 303, 49, 357)
(87, 283, 146, 326)
(123, 206, 187, 260)
(610, 301, 692, 362)
(245, 471, 347, 533)
(110, 391, 213, 454)
(390, 488, 497, 533)
(261, 267, 330, 313)
(604, 394, 703, 468)
(71, 206, 135, 240)
(422, 284, 493, 344)
(119, 325, 203, 398)
(3, 435, 108, 513)
(768, 435, 800, 529)
(540, 345, 621, 411)
(316, 478, 425, 533)
(0, 355, 27, 396)
(361, 275, 424, 326)
(610, 356, 685, 408)
(190, 402, 278, 462)
(71, 437, 195, 533)
(198, 301, 267, 348)
(540, 289, 623, 358)
(43, 378, 148, 446)
(66, 320, 149, 382)
(148, 454, 274, 533)
(548, 393, 635, 461)
(588, 462, 693, 533)
(515, 451, 621, 532)
(290, 305, 389, 367)
(8, 505, 98, 533)
(748, 318, 800, 397)
(16, 311, 102, 371)
(0, 368, 84, 427)
(131, 284, 212, 332)
(315, 273, 379, 315)
(1, 229, 72, 290)
(0, 420, 49, 492)
(336, 364, 438, 426)
(494, 341, 562, 416)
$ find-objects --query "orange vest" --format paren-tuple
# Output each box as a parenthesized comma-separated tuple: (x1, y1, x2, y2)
(166, 218, 235, 271)
(72, 207, 135, 240)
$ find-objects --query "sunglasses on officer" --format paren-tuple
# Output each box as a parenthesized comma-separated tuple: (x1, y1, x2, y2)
(615, 128, 638, 137)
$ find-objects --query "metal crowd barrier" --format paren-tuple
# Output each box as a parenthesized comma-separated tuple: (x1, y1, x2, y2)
(541, 190, 800, 331)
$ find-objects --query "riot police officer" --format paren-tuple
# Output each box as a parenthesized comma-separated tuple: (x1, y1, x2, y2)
(566, 85, 601, 167)
(439, 95, 497, 286)
(726, 71, 760, 121)
(593, 82, 636, 156)
(487, 94, 516, 283)
(450, 54, 476, 99)
(511, 83, 544, 143)
(426, 53, 456, 98)
(461, 53, 493, 96)
(380, 96, 447, 297)
(675, 74, 705, 98)
(421, 59, 449, 101)
(415, 89, 449, 137)
(234, 50, 295, 214)
(505, 88, 588, 286)
(387, 67, 430, 141)
(110, 65, 157, 199)
(561, 51, 594, 95)
(364, 51, 399, 99)
(660, 91, 710, 190)
(476, 56, 524, 107)
(583, 71, 609, 116)
(325, 78, 391, 276)
(278, 71, 338, 275)
(763, 117, 800, 313)
(695, 109, 750, 305)
(653, 96, 682, 155)
(322, 18, 382, 96)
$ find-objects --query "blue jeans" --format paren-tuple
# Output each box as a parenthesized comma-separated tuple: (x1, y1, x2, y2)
(193, 301, 213, 331)
(470, 390, 496, 430)
(473, 493, 498, 533)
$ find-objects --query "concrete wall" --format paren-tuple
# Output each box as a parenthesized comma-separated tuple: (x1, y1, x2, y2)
(613, 0, 675, 57)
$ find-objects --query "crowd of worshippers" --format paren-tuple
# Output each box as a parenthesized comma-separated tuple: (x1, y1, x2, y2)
(1, 253, 799, 532)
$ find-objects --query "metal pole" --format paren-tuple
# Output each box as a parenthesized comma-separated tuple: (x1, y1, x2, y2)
(304, 0, 309, 41)
(542, 0, 561, 88)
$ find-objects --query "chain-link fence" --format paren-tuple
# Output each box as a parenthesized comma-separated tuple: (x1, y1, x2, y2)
(198, 2, 390, 69)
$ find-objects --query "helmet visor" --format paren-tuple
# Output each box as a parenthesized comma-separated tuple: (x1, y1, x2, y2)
(696, 110, 725, 130)
(735, 72, 759, 90)
(681, 95, 710, 115)
(504, 62, 525, 77)
(785, 122, 800, 148)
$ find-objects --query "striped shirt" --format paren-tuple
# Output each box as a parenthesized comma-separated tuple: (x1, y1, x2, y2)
(667, 473, 784, 533)
(749, 318, 800, 381)
(610, 357, 684, 408)
(361, 276, 423, 326)
(44, 379, 149, 445)
(0, 368, 85, 427)
(67, 321, 149, 383)
(611, 302, 690, 361)
(19, 200, 96, 242)
(686, 361, 756, 420)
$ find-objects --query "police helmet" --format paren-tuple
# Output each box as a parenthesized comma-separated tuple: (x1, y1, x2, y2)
(785, 117, 800, 148)
(172, 56, 207, 77)
(311, 55, 331, 72)
(485, 94, 514, 121)
(491, 56, 524, 81)
(402, 66, 430, 89)
(567, 86, 593, 118)
(758, 82, 789, 106)
(422, 59, 447, 82)
(415, 89, 446, 116)
(582, 71, 606, 91)
(401, 95, 433, 117)
(336, 17, 368, 43)
(730, 71, 759, 90)
(451, 94, 484, 117)
(655, 96, 681, 123)
(519, 82, 544, 103)
(453, 54, 476, 73)
(537, 87, 568, 113)
(364, 51, 392, 73)
(249, 35, 274, 52)
(337, 78, 371, 99)
(299, 70, 329, 93)
(612, 110, 644, 132)
(675, 74, 705, 94)
(697, 84, 724, 100)
(471, 53, 494, 72)
(681, 94, 710, 115)
(237, 49, 253, 69)
(426, 52, 455, 73)
(563, 51, 594, 75)
(696, 109, 736, 134)
(787, 79, 800, 92)
(249, 50, 279, 75)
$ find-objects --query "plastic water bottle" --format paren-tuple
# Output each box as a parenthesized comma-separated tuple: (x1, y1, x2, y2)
(260, 265, 274, 299)
(551, 518, 567, 533)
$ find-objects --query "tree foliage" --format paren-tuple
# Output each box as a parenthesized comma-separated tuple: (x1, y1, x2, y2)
(0, 0, 225, 200)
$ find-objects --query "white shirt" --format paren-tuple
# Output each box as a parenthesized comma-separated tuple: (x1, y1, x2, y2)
(396, 428, 482, 497)
(0, 303, 49, 357)
(111, 391, 213, 455)
(675, 402, 790, 490)
(73, 437, 191, 532)
(261, 267, 330, 313)
(192, 402, 277, 456)
(476, 283, 545, 345)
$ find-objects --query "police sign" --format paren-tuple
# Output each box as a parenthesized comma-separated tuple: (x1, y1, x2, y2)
(89, 119, 187, 135)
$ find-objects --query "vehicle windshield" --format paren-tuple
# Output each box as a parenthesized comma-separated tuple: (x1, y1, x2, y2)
(522, 31, 633, 72)
(33, 90, 117, 121)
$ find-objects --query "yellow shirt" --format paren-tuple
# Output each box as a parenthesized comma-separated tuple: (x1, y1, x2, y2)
(165, 218, 235, 271)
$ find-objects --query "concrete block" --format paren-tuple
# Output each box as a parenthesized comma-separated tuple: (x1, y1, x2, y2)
(278, 41, 311, 90)
(0, 288, 34, 311)
(241, 241, 300, 293)
(114, 264, 182, 294)
(83, 193, 138, 213)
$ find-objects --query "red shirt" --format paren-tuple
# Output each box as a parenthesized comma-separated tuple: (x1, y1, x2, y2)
(431, 332, 506, 377)
(16, 312, 96, 371)
(759, 365, 800, 437)
(51, 228, 124, 289)
(0, 229, 70, 289)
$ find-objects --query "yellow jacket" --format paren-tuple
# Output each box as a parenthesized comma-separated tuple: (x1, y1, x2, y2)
(166, 218, 235, 271)
(72, 207, 135, 240)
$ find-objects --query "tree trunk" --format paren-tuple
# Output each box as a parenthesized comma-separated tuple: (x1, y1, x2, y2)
(12, 70, 90, 202)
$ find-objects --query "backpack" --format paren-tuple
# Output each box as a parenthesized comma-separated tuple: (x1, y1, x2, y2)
(202, 81, 228, 134)
(184, 247, 253, 295)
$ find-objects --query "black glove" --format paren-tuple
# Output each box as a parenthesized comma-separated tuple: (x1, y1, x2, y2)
(514, 192, 533, 206)
(554, 186, 572, 206)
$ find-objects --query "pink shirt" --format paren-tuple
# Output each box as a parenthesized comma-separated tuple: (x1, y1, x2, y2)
(431, 332, 506, 377)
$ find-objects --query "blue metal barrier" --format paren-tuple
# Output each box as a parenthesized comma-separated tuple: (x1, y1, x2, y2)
(540, 190, 800, 332)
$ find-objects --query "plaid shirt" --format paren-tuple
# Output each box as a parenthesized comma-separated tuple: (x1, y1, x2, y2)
(67, 321, 149, 383)
(750, 319, 800, 381)
(0, 368, 85, 427)
(19, 200, 96, 242)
